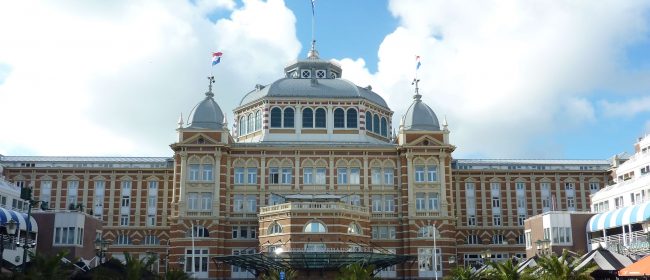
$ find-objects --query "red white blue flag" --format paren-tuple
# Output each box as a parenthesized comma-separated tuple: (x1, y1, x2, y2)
(416, 55, 422, 70)
(212, 52, 223, 66)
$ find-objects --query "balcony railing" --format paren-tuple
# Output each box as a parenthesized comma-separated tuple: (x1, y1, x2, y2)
(260, 202, 369, 215)
(590, 230, 650, 255)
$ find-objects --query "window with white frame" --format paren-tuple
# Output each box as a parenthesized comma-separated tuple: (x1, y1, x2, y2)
(269, 168, 279, 184)
(232, 225, 257, 239)
(185, 249, 209, 275)
(116, 234, 131, 245)
(202, 164, 213, 181)
(304, 221, 327, 233)
(493, 214, 501, 226)
(383, 168, 394, 185)
(466, 234, 479, 244)
(189, 164, 200, 181)
(247, 168, 257, 184)
(342, 194, 361, 206)
(492, 234, 504, 244)
(417, 225, 440, 238)
(144, 235, 160, 245)
(268, 194, 285, 206)
(188, 192, 199, 210)
(54, 227, 83, 245)
(517, 234, 526, 245)
(466, 182, 476, 226)
(40, 180, 52, 209)
(186, 226, 210, 238)
(200, 193, 212, 210)
(541, 182, 551, 212)
(427, 165, 438, 182)
(93, 179, 105, 219)
(350, 168, 360, 184)
(372, 226, 396, 239)
(303, 168, 313, 184)
(267, 222, 283, 235)
(120, 215, 129, 226)
(415, 166, 425, 182)
(525, 231, 532, 248)
(67, 180, 79, 208)
(233, 194, 256, 213)
(589, 182, 600, 194)
(491, 183, 501, 208)
(372, 195, 395, 212)
(374, 248, 397, 278)
(231, 249, 255, 278)
(281, 168, 292, 184)
(315, 168, 326, 184)
(337, 168, 348, 184)
(468, 215, 476, 226)
(234, 168, 245, 184)
(518, 214, 526, 226)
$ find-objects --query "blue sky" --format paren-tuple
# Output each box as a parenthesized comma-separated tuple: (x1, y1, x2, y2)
(0, 0, 649, 159)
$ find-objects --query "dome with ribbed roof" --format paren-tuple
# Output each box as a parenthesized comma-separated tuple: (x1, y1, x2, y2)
(401, 93, 440, 131)
(187, 91, 224, 130)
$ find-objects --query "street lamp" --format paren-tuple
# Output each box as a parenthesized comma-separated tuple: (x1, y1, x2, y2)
(18, 185, 39, 271)
(448, 255, 456, 265)
(0, 220, 17, 265)
(94, 238, 110, 264)
(178, 256, 185, 271)
(480, 249, 491, 264)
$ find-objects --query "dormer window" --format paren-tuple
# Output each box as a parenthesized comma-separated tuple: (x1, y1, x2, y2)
(316, 69, 326, 78)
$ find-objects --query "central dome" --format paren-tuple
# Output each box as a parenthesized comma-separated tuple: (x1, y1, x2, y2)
(187, 92, 224, 130)
(401, 95, 440, 131)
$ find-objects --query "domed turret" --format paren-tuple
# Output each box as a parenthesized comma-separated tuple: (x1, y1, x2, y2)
(187, 77, 225, 130)
(401, 80, 440, 131)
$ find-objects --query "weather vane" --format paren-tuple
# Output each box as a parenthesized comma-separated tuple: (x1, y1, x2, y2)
(207, 76, 215, 93)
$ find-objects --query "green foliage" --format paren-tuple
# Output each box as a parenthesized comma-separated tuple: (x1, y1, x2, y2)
(161, 269, 191, 280)
(336, 263, 378, 280)
(534, 250, 595, 280)
(443, 265, 479, 280)
(259, 269, 297, 280)
(483, 259, 535, 280)
(21, 250, 75, 280)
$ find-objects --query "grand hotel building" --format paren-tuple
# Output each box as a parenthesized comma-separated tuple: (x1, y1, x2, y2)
(0, 47, 612, 279)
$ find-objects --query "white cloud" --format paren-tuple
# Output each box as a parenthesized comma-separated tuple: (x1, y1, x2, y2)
(0, 0, 300, 156)
(339, 0, 650, 157)
(600, 96, 650, 117)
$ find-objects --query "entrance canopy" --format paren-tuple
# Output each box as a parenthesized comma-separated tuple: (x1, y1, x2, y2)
(588, 201, 650, 232)
(213, 251, 415, 274)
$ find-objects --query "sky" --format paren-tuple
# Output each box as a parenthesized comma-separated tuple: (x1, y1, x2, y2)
(1, 0, 650, 159)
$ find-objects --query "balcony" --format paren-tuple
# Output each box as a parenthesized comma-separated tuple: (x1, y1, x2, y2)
(590, 230, 650, 255)
(186, 210, 213, 217)
(259, 202, 369, 216)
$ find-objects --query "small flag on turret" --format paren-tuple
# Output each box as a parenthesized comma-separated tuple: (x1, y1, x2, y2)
(416, 55, 421, 70)
(212, 52, 223, 66)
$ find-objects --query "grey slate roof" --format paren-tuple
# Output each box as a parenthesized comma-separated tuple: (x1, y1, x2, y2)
(401, 99, 440, 131)
(188, 93, 224, 130)
(238, 78, 389, 108)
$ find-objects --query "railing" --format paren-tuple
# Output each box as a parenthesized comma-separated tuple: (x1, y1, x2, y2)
(590, 230, 650, 255)
(229, 213, 258, 219)
(186, 210, 213, 217)
(415, 211, 441, 217)
(371, 213, 399, 219)
(276, 247, 378, 253)
(260, 202, 369, 215)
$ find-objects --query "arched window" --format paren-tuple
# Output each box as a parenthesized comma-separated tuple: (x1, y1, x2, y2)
(304, 221, 327, 233)
(334, 108, 345, 128)
(247, 113, 254, 133)
(417, 225, 439, 238)
(284, 107, 294, 128)
(347, 109, 357, 128)
(347, 223, 362, 235)
(373, 114, 380, 133)
(270, 107, 282, 128)
(239, 116, 247, 135)
(315, 108, 326, 128)
(267, 222, 283, 235)
(186, 225, 210, 238)
(365, 112, 372, 131)
(254, 110, 261, 131)
(303, 108, 313, 128)
(380, 117, 387, 137)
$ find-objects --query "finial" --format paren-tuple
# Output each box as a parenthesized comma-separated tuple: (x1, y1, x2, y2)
(411, 78, 422, 100)
(443, 115, 448, 130)
(307, 40, 319, 59)
(177, 113, 184, 129)
(206, 76, 215, 97)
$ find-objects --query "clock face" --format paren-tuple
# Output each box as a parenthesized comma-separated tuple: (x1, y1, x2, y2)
(301, 69, 311, 78)
(316, 70, 326, 78)
(330, 72, 337, 79)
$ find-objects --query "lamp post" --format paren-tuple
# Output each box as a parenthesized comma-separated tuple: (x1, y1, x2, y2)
(0, 220, 17, 266)
(18, 185, 39, 271)
(94, 238, 110, 264)
(480, 249, 491, 264)
(178, 256, 185, 271)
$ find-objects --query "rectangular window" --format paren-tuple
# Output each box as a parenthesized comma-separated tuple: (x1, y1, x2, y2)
(233, 195, 244, 212)
(589, 182, 600, 193)
(245, 195, 257, 212)
(189, 164, 200, 181)
(201, 192, 212, 210)
(416, 192, 426, 210)
(466, 235, 479, 244)
(337, 168, 348, 184)
(418, 248, 442, 277)
(188, 192, 199, 210)
(567, 196, 575, 209)
(383, 168, 394, 185)
(247, 168, 257, 184)
(120, 215, 129, 226)
(350, 168, 360, 185)
(67, 180, 79, 208)
(234, 168, 244, 184)
(93, 180, 105, 219)
(185, 249, 209, 274)
(281, 168, 292, 184)
(371, 226, 396, 239)
(525, 232, 532, 248)
(428, 193, 439, 211)
(269, 168, 279, 184)
(268, 194, 285, 205)
(121, 196, 130, 207)
(427, 166, 437, 182)
(384, 195, 394, 212)
(415, 166, 425, 182)
(303, 168, 313, 184)
(147, 215, 156, 226)
(493, 214, 501, 226)
(518, 214, 526, 226)
(315, 168, 326, 184)
(202, 164, 213, 181)
(372, 195, 382, 212)
(40, 180, 52, 209)
(467, 215, 476, 226)
(372, 168, 381, 185)
(492, 196, 501, 208)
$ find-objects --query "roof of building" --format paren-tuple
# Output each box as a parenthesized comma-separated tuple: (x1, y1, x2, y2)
(454, 159, 610, 165)
(239, 77, 388, 108)
(401, 95, 440, 131)
(187, 91, 224, 130)
(0, 156, 170, 162)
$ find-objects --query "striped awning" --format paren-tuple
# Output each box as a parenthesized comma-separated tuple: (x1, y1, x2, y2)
(588, 201, 650, 232)
(0, 207, 38, 232)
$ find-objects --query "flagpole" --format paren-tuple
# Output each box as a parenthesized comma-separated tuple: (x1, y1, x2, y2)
(311, 0, 315, 44)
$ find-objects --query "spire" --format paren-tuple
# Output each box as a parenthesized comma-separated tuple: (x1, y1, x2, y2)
(411, 78, 422, 101)
(442, 115, 448, 131)
(307, 40, 320, 59)
(177, 113, 184, 129)
(206, 76, 215, 98)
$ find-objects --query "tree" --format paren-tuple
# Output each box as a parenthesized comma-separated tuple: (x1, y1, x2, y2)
(443, 265, 481, 280)
(123, 252, 158, 280)
(484, 259, 534, 280)
(534, 250, 595, 280)
(336, 263, 378, 280)
(21, 250, 75, 280)
(161, 269, 191, 280)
